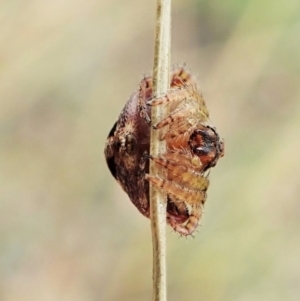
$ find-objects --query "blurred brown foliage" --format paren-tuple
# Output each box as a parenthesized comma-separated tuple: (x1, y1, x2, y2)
(0, 0, 299, 300)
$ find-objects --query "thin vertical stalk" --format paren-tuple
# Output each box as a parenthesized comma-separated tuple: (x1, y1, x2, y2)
(150, 0, 171, 301)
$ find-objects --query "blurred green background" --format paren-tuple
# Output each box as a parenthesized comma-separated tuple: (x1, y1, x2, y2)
(1, 0, 299, 300)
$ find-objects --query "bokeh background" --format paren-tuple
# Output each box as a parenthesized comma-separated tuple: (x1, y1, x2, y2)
(1, 0, 299, 300)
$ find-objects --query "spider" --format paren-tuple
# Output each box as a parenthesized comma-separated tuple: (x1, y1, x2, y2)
(104, 67, 224, 236)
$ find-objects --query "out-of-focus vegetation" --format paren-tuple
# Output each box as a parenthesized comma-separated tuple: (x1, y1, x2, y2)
(0, 0, 299, 300)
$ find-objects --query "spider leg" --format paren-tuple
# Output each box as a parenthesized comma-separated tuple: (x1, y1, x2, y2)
(167, 195, 204, 236)
(145, 174, 206, 205)
(146, 86, 192, 107)
(137, 76, 153, 124)
(161, 120, 196, 140)
(138, 103, 151, 124)
(152, 106, 188, 129)
(152, 100, 208, 130)
(171, 66, 193, 87)
(173, 212, 203, 236)
(149, 155, 209, 190)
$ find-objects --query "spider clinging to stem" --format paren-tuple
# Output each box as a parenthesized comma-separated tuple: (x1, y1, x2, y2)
(104, 67, 224, 236)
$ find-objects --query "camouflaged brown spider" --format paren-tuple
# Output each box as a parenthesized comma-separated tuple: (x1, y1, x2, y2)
(104, 67, 224, 236)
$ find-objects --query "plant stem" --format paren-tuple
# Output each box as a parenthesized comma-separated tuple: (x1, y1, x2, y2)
(150, 0, 171, 301)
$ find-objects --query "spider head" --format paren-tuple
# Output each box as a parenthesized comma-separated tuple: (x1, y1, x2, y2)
(189, 124, 224, 171)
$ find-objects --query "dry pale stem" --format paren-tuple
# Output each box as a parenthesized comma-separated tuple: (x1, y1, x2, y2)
(150, 0, 171, 301)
